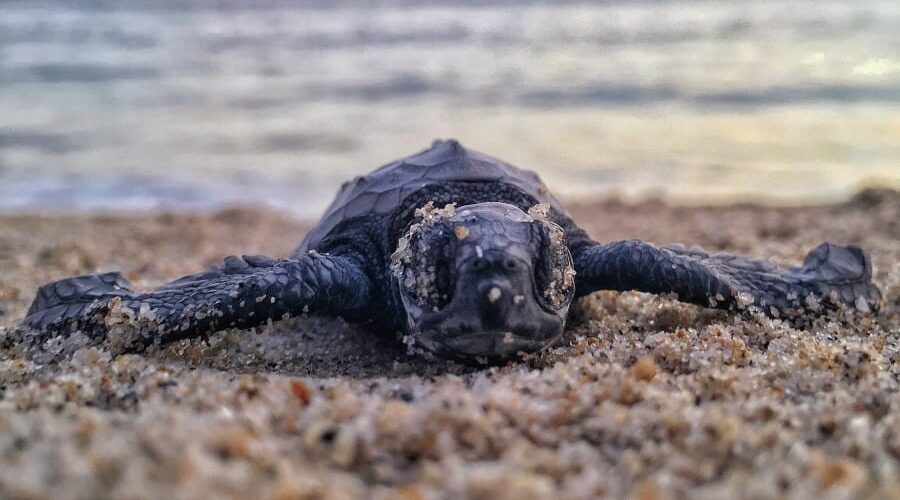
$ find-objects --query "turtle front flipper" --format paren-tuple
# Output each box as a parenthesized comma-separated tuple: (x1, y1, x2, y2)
(573, 241, 881, 316)
(21, 253, 372, 352)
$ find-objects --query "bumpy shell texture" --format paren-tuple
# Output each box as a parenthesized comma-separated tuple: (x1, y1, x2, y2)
(296, 139, 567, 254)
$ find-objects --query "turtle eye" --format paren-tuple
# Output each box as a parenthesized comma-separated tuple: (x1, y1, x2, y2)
(391, 222, 456, 311)
(532, 221, 575, 309)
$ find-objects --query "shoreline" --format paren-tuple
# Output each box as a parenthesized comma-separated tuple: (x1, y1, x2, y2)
(1, 191, 898, 498)
(0, 173, 896, 220)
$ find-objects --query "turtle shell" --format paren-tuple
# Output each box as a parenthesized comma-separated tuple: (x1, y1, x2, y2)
(297, 139, 566, 252)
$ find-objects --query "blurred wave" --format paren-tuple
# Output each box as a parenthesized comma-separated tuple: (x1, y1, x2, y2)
(1, 0, 898, 216)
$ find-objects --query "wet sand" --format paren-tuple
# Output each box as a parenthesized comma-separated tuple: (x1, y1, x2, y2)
(0, 191, 898, 499)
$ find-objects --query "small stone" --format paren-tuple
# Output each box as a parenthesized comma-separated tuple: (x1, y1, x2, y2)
(629, 357, 659, 381)
(813, 454, 863, 489)
(289, 380, 312, 405)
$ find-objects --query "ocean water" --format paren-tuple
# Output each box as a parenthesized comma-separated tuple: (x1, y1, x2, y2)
(1, 0, 898, 217)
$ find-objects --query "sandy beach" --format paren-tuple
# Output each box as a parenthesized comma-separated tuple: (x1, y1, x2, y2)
(0, 190, 898, 499)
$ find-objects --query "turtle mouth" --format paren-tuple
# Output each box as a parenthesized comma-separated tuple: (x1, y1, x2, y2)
(416, 328, 563, 362)
(408, 274, 568, 360)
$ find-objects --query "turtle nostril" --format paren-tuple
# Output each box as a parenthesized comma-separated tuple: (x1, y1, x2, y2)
(479, 283, 511, 327)
(503, 258, 518, 270)
(472, 258, 488, 271)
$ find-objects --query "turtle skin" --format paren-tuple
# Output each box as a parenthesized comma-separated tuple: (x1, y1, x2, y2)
(20, 140, 882, 358)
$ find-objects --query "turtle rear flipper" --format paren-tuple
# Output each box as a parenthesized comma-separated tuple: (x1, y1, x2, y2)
(790, 243, 881, 309)
(157, 254, 278, 290)
(24, 272, 136, 330)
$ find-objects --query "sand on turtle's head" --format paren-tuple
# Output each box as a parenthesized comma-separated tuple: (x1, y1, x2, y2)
(391, 202, 457, 310)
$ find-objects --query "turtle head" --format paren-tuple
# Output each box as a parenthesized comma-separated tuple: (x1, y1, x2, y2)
(391, 202, 574, 361)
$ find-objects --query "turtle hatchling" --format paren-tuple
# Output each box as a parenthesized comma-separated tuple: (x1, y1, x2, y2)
(22, 140, 882, 360)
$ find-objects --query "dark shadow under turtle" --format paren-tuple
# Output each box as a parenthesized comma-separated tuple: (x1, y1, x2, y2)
(20, 140, 882, 362)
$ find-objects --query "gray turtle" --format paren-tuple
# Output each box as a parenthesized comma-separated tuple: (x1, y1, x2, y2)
(22, 140, 881, 360)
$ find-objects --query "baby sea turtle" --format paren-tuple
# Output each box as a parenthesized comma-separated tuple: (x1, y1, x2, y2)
(22, 140, 881, 360)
